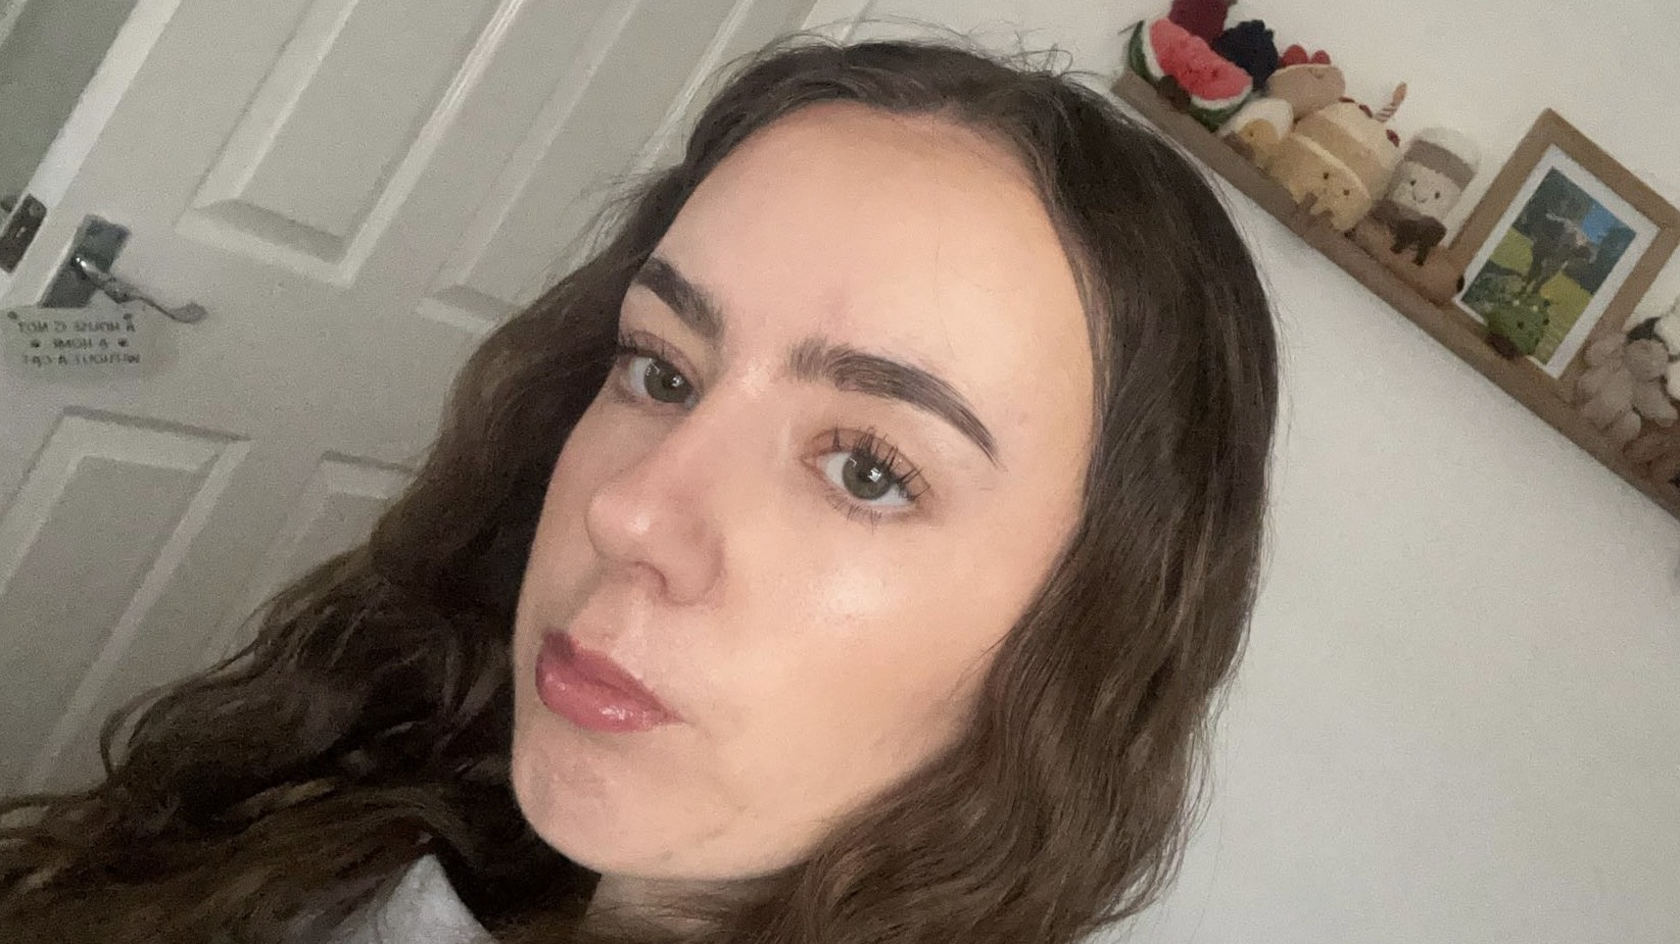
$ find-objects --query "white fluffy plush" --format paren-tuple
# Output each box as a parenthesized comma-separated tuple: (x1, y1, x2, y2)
(1655, 299, 1680, 400)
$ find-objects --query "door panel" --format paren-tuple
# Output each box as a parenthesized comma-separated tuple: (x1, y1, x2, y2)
(0, 411, 246, 776)
(435, 0, 753, 322)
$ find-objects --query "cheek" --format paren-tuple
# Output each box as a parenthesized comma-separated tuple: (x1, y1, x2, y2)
(809, 563, 985, 696)
(722, 534, 1024, 775)
(730, 443, 1085, 736)
(704, 560, 990, 829)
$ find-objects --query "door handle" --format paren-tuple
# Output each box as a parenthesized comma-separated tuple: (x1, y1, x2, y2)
(39, 216, 207, 324)
(69, 253, 207, 324)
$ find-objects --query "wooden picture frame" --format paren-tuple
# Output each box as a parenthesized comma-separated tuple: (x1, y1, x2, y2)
(1451, 110, 1680, 382)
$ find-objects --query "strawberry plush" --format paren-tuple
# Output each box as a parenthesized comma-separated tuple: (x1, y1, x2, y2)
(1279, 44, 1333, 67)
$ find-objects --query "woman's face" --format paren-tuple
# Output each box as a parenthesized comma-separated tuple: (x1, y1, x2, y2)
(510, 103, 1094, 884)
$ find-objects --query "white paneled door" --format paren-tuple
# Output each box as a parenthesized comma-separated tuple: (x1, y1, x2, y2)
(0, 0, 815, 793)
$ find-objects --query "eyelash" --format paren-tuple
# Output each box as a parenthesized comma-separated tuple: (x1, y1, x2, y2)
(610, 332, 929, 526)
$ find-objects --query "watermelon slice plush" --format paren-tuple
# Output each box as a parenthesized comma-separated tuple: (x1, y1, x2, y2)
(1128, 17, 1253, 130)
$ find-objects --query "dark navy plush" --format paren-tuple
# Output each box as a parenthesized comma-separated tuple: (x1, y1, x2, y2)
(1214, 20, 1281, 88)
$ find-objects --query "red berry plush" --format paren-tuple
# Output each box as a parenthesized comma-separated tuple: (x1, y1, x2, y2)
(1168, 0, 1235, 43)
(1279, 43, 1333, 67)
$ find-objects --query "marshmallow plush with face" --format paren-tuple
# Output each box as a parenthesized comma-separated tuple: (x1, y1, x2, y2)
(1366, 128, 1481, 264)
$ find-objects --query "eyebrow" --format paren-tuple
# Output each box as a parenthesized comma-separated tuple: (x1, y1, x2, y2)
(632, 256, 725, 343)
(630, 257, 999, 466)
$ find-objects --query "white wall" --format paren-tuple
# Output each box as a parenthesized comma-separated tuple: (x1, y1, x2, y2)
(0, 0, 142, 199)
(804, 2, 1680, 942)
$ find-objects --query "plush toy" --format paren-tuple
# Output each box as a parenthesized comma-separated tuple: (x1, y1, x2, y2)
(1212, 20, 1280, 87)
(1129, 17, 1254, 130)
(1169, 0, 1236, 43)
(1574, 319, 1679, 448)
(1265, 61, 1346, 118)
(1363, 128, 1482, 264)
(1618, 304, 1680, 481)
(1652, 296, 1680, 400)
(1626, 426, 1680, 486)
(1266, 88, 1407, 231)
(1278, 44, 1333, 67)
(1484, 295, 1551, 359)
(1219, 97, 1294, 165)
(1216, 45, 1344, 171)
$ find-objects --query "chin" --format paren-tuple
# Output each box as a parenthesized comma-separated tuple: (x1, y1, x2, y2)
(509, 690, 698, 880)
(509, 693, 633, 869)
(509, 714, 806, 883)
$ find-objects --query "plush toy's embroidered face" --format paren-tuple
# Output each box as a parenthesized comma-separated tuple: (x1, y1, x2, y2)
(1387, 164, 1462, 218)
(1266, 64, 1345, 117)
(1231, 120, 1284, 161)
(1270, 138, 1371, 230)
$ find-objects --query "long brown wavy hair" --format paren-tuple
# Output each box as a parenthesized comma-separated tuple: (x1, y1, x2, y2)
(0, 36, 1277, 944)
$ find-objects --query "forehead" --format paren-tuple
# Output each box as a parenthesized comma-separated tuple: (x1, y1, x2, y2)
(651, 102, 1095, 463)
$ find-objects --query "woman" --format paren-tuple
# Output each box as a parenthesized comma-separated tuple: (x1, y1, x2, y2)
(0, 36, 1276, 944)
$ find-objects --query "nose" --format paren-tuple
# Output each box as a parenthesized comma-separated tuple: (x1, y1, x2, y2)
(583, 406, 731, 606)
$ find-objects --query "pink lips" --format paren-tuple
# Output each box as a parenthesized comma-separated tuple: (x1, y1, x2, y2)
(535, 632, 677, 733)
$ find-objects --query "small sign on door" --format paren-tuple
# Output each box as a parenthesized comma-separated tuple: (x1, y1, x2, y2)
(3, 303, 159, 378)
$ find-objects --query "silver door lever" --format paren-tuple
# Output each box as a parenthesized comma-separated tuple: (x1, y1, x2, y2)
(71, 253, 207, 324)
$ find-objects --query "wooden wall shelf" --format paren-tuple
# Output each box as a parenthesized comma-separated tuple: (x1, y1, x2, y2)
(1110, 70, 1680, 520)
